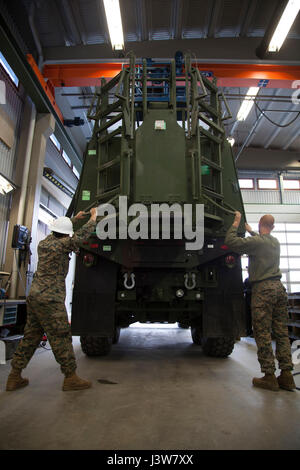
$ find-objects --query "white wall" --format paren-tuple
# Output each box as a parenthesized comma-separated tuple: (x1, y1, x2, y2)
(244, 203, 300, 224)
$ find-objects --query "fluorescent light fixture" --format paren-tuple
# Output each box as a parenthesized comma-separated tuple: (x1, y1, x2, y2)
(0, 172, 16, 195)
(103, 0, 124, 50)
(236, 87, 259, 122)
(0, 52, 19, 87)
(227, 136, 235, 146)
(268, 0, 300, 52)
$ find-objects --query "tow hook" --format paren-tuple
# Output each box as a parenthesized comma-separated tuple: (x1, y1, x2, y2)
(124, 272, 135, 290)
(184, 272, 196, 290)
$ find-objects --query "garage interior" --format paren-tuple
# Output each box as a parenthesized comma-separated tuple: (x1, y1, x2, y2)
(0, 0, 300, 451)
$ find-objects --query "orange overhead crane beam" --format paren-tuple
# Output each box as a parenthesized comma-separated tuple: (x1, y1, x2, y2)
(42, 63, 123, 87)
(27, 54, 63, 122)
(41, 61, 300, 88)
(193, 63, 300, 81)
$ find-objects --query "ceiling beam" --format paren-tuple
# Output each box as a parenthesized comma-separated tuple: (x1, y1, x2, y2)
(42, 37, 300, 64)
(172, 0, 184, 40)
(207, 0, 223, 38)
(283, 129, 300, 150)
(239, 0, 259, 37)
(235, 147, 300, 171)
(55, 0, 85, 46)
(95, 0, 109, 45)
(136, 0, 148, 42)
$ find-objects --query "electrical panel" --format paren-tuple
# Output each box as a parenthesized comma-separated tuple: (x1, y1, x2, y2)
(11, 225, 30, 250)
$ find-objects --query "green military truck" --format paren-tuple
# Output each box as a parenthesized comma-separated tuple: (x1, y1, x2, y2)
(67, 53, 247, 358)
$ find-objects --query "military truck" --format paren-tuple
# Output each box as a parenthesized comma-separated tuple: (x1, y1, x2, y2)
(67, 53, 247, 358)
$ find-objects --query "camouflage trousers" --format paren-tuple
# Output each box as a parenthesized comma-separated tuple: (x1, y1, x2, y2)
(11, 296, 77, 376)
(251, 279, 293, 374)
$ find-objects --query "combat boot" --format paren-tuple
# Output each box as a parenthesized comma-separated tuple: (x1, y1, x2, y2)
(62, 372, 92, 391)
(252, 373, 279, 391)
(6, 368, 29, 391)
(277, 370, 296, 391)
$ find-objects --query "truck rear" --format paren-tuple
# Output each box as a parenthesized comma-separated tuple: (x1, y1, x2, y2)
(67, 53, 247, 357)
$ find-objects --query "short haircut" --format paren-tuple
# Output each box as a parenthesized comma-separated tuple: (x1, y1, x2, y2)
(259, 214, 275, 229)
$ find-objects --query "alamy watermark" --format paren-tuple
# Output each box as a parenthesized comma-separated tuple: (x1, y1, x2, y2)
(95, 196, 204, 250)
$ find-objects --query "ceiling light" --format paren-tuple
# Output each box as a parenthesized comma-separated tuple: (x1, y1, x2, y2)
(268, 0, 300, 52)
(227, 136, 235, 146)
(0, 172, 16, 195)
(103, 0, 124, 50)
(236, 87, 259, 122)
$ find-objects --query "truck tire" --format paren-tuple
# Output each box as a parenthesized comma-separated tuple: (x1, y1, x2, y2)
(201, 337, 235, 358)
(113, 327, 121, 344)
(191, 326, 202, 345)
(80, 336, 112, 356)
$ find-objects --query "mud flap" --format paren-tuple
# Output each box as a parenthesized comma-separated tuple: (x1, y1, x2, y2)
(202, 290, 246, 338)
(71, 254, 118, 337)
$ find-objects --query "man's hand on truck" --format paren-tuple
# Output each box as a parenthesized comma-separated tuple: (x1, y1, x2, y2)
(245, 223, 253, 233)
(232, 211, 242, 228)
(74, 211, 89, 220)
(89, 207, 97, 222)
(73, 208, 97, 222)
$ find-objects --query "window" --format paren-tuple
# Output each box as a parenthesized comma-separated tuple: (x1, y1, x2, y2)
(288, 245, 300, 256)
(242, 220, 300, 294)
(238, 179, 254, 189)
(0, 52, 19, 87)
(289, 271, 300, 282)
(241, 257, 248, 269)
(280, 245, 288, 256)
(289, 258, 300, 269)
(286, 233, 300, 244)
(62, 150, 71, 167)
(280, 258, 289, 269)
(50, 134, 61, 152)
(273, 223, 287, 231)
(274, 232, 287, 244)
(257, 179, 278, 189)
(282, 179, 300, 190)
(285, 223, 300, 231)
(290, 284, 300, 293)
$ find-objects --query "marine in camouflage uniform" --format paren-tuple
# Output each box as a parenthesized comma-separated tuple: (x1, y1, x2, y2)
(7, 210, 97, 391)
(225, 212, 295, 391)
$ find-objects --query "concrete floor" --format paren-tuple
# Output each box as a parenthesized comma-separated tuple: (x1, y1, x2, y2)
(0, 326, 299, 450)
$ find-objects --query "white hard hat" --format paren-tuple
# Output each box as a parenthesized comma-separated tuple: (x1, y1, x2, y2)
(48, 216, 73, 235)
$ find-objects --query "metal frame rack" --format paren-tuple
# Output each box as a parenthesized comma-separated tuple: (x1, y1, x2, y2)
(86, 53, 235, 224)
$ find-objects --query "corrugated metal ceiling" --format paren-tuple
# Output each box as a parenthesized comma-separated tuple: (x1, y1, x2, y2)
(23, 0, 300, 46)
(16, 0, 300, 168)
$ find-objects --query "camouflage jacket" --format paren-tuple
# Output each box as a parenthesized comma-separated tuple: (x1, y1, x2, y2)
(29, 219, 96, 303)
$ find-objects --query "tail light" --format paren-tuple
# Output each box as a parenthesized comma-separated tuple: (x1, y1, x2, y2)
(83, 253, 96, 267)
(225, 255, 236, 268)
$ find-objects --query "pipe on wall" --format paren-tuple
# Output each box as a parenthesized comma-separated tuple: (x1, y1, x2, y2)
(10, 100, 36, 298)
(28, 2, 44, 70)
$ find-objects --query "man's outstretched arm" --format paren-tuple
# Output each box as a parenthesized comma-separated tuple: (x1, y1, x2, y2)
(225, 212, 263, 255)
